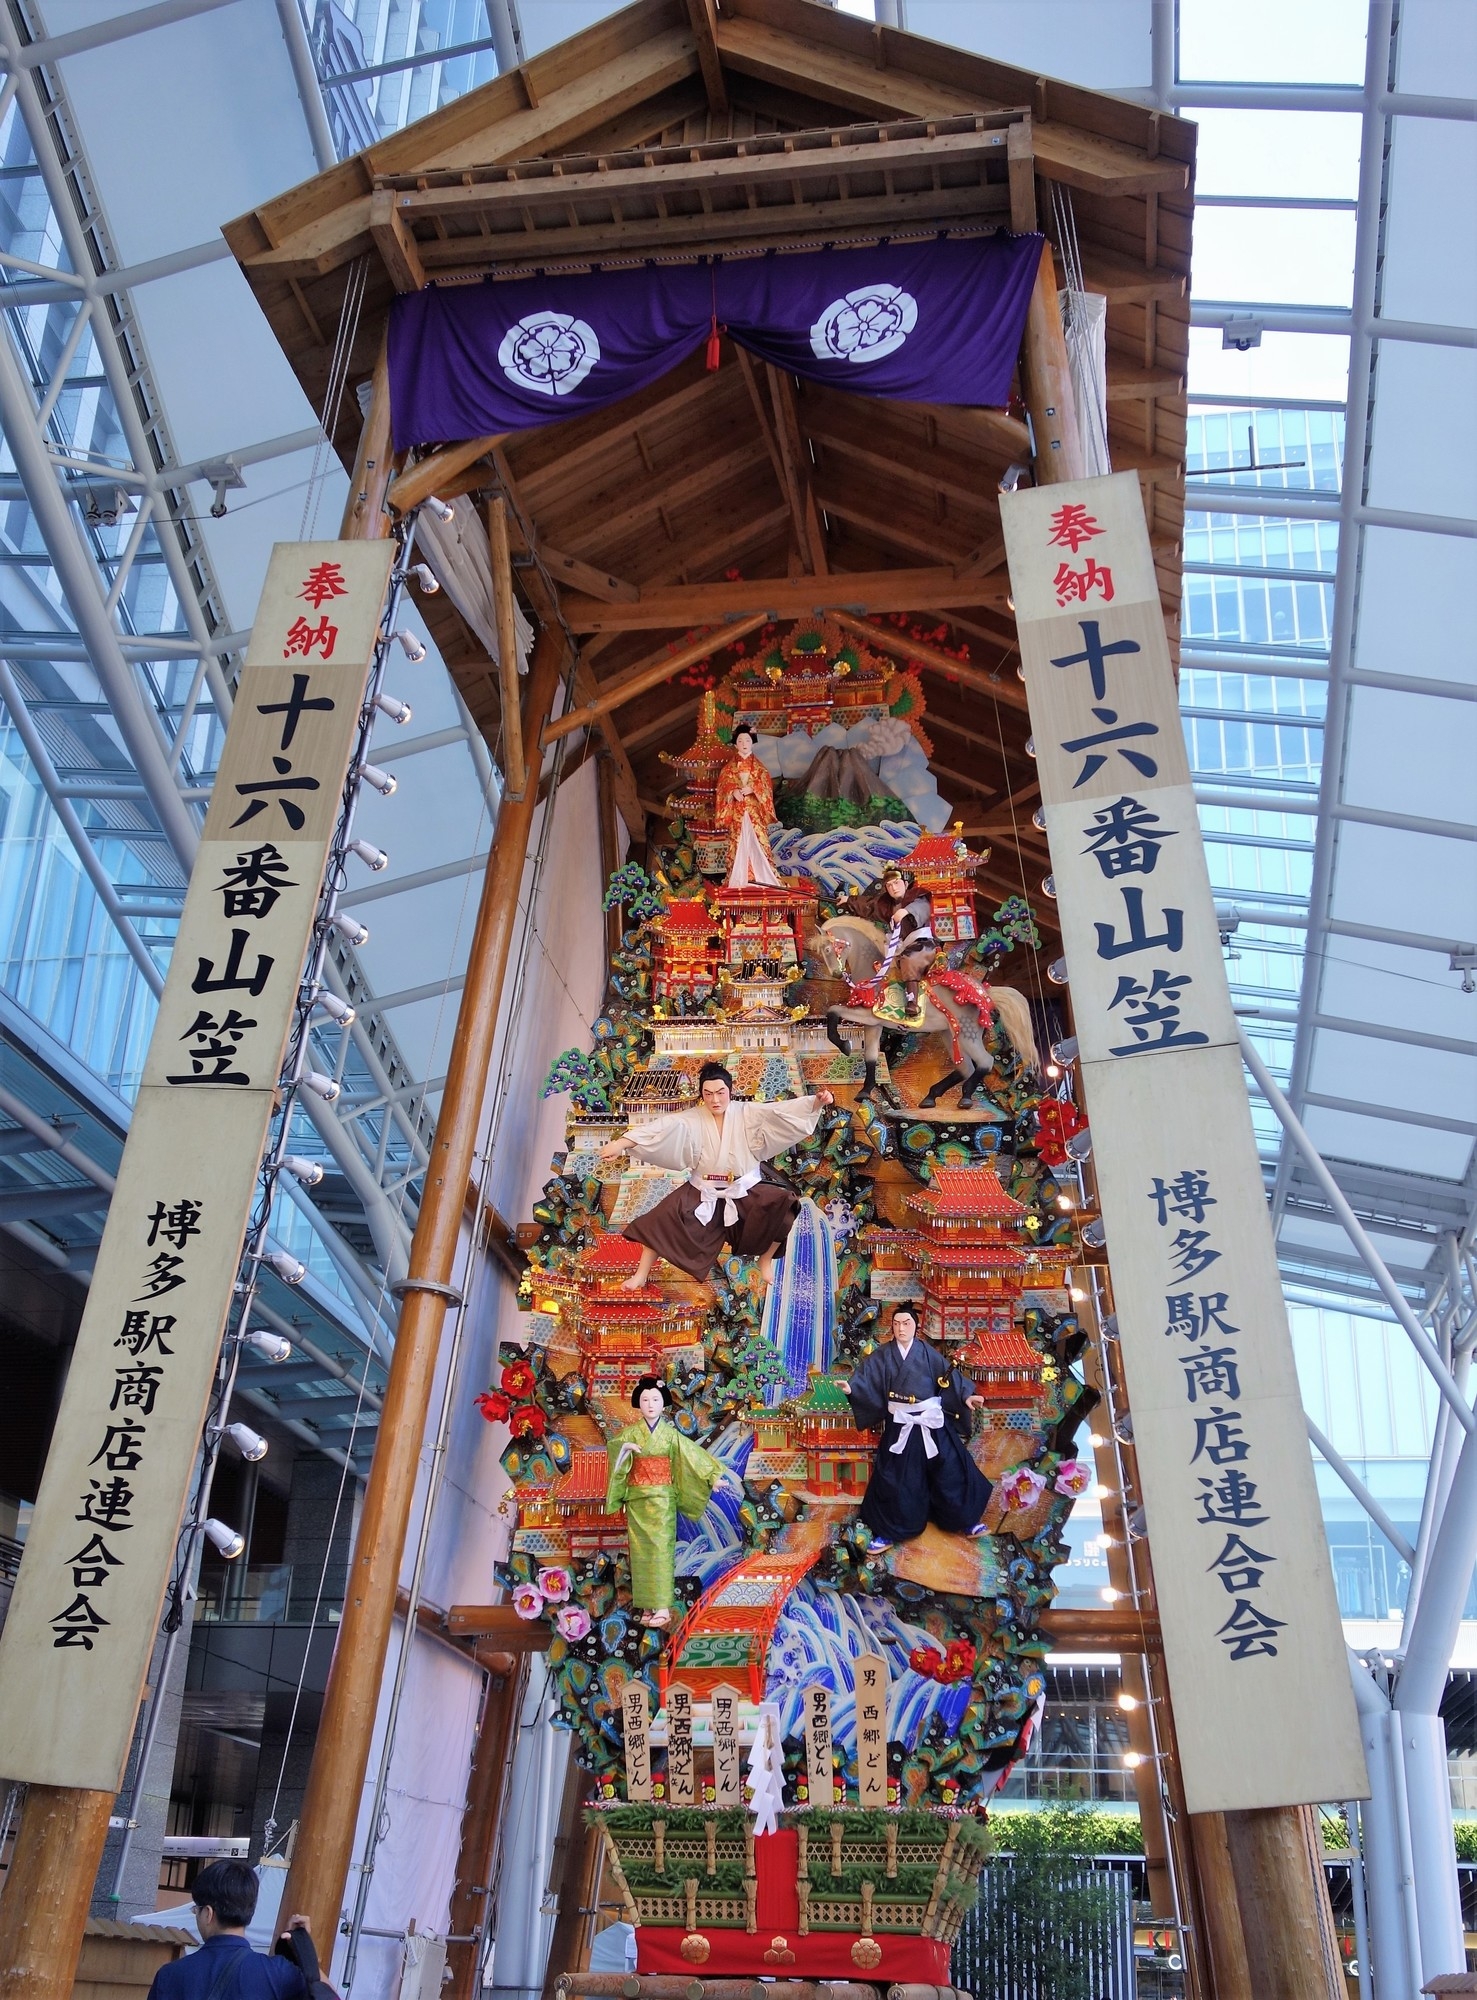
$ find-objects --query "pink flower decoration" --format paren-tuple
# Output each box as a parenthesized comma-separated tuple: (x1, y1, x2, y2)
(1054, 1460, 1092, 1497)
(538, 1566, 572, 1604)
(511, 1582, 545, 1621)
(555, 1604, 591, 1642)
(1000, 1466, 1048, 1512)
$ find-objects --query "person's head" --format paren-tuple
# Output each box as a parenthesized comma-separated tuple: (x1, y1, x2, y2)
(697, 1061, 735, 1114)
(732, 724, 757, 760)
(632, 1375, 669, 1424)
(890, 1306, 919, 1343)
(192, 1859, 258, 1938)
(883, 868, 912, 902)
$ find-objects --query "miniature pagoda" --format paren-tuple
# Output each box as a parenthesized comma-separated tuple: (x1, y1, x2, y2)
(902, 825, 985, 946)
(514, 1444, 627, 1564)
(660, 692, 730, 875)
(905, 1164, 1034, 1348)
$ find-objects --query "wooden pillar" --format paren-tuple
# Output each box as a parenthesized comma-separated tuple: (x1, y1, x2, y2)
(488, 496, 527, 799)
(1223, 1807, 1343, 2000)
(0, 1787, 115, 2000)
(446, 1662, 526, 2000)
(343, 332, 396, 540)
(279, 625, 568, 1949)
(1019, 243, 1085, 485)
(541, 1797, 603, 2000)
(1187, 1811, 1255, 2000)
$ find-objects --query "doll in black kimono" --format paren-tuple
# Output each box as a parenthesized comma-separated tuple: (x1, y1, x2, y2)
(845, 1306, 993, 1552)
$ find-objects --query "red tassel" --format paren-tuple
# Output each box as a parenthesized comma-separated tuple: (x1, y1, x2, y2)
(705, 314, 722, 371)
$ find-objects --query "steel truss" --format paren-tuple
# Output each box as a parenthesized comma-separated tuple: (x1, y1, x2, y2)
(0, 0, 502, 1323)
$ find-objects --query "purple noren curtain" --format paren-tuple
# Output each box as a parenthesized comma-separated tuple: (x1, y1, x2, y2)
(387, 233, 1043, 449)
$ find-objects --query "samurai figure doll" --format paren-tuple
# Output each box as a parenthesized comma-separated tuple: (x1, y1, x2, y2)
(600, 1062, 834, 1289)
(714, 724, 781, 888)
(844, 1306, 993, 1552)
(605, 1377, 723, 1628)
(872, 867, 938, 1025)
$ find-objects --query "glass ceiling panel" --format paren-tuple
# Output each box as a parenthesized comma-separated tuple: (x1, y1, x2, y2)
(1190, 109, 1363, 200)
(1191, 208, 1358, 309)
(1178, 0, 1368, 85)
(1355, 527, 1477, 683)
(1186, 328, 1350, 406)
(1395, 0, 1477, 94)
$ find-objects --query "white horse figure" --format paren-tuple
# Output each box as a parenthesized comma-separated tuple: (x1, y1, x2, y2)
(815, 914, 1039, 1109)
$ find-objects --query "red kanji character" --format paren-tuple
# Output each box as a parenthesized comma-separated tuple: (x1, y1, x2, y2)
(299, 561, 348, 610)
(1053, 558, 1115, 606)
(1046, 502, 1104, 554)
(282, 616, 337, 661)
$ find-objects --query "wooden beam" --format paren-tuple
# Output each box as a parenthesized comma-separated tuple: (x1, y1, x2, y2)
(767, 364, 828, 575)
(448, 1603, 554, 1647)
(369, 185, 427, 292)
(340, 329, 396, 540)
(832, 609, 1030, 713)
(488, 498, 528, 799)
(1106, 359, 1186, 401)
(733, 345, 806, 567)
(544, 614, 769, 743)
(0, 1787, 115, 2000)
(597, 754, 624, 969)
(388, 436, 503, 515)
(1007, 118, 1037, 232)
(572, 664, 643, 833)
(559, 566, 1019, 631)
(1037, 1606, 1162, 1649)
(685, 0, 728, 112)
(536, 542, 640, 603)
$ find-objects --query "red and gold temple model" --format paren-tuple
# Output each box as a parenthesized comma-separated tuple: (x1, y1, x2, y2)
(899, 827, 984, 946)
(659, 692, 732, 876)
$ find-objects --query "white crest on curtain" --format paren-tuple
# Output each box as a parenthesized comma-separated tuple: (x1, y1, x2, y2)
(810, 284, 918, 364)
(498, 310, 602, 396)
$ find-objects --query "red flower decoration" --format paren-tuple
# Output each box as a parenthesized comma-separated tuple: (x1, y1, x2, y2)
(501, 1359, 535, 1398)
(510, 1404, 547, 1440)
(909, 1645, 946, 1679)
(943, 1639, 977, 1682)
(475, 1390, 511, 1424)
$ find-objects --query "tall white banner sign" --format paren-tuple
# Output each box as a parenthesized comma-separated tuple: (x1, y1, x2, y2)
(1002, 474, 1367, 1815)
(0, 542, 394, 1793)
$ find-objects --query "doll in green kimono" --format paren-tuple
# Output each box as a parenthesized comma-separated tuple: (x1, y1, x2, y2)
(605, 1377, 723, 1630)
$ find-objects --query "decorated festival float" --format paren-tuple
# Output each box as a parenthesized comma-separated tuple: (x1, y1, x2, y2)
(487, 630, 1099, 1983)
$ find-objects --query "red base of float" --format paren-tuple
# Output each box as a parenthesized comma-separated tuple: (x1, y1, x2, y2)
(636, 1930, 953, 1981)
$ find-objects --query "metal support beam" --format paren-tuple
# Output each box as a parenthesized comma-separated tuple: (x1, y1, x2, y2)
(1239, 1026, 1477, 1438)
(1305, 1417, 1416, 1564)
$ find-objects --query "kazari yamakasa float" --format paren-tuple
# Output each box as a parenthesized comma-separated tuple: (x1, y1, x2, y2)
(491, 632, 1096, 1979)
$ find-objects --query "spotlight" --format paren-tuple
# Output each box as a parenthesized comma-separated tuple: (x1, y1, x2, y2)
(1081, 1219, 1107, 1249)
(202, 1517, 246, 1560)
(1100, 1314, 1120, 1341)
(330, 913, 369, 948)
(264, 1249, 307, 1285)
(374, 692, 412, 725)
(1066, 1128, 1093, 1163)
(280, 1155, 324, 1186)
(354, 762, 397, 796)
(1117, 1692, 1139, 1712)
(1128, 1506, 1149, 1541)
(1041, 874, 1057, 900)
(391, 629, 427, 663)
(243, 1329, 292, 1363)
(301, 1070, 341, 1103)
(1031, 807, 1046, 831)
(409, 563, 441, 593)
(1113, 1414, 1135, 1445)
(1051, 1037, 1079, 1067)
(423, 495, 455, 523)
(347, 839, 388, 873)
(1047, 958, 1069, 985)
(222, 1422, 268, 1462)
(313, 988, 356, 1027)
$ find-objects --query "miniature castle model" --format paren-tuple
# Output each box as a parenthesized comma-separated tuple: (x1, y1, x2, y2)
(746, 1369, 875, 1506)
(905, 1165, 1038, 1349)
(900, 826, 984, 945)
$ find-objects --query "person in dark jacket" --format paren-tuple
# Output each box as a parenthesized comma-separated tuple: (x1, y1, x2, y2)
(146, 1860, 325, 1998)
(845, 1306, 993, 1550)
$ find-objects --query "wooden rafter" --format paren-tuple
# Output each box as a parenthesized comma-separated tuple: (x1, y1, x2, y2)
(684, 0, 728, 112)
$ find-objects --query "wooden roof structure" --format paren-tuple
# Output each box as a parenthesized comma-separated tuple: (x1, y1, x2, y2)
(224, 0, 1195, 953)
